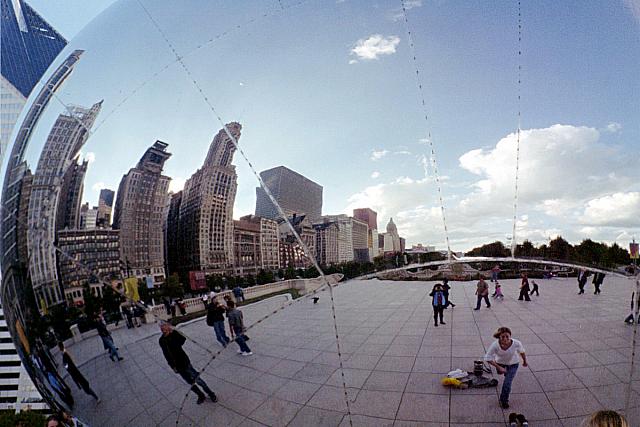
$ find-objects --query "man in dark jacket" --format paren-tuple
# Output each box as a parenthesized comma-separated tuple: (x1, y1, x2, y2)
(159, 323, 217, 404)
(207, 299, 230, 347)
(57, 342, 99, 403)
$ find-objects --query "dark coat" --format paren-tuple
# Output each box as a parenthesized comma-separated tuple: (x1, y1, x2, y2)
(159, 330, 191, 371)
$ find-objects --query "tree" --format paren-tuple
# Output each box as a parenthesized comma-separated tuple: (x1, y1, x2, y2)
(162, 273, 184, 299)
(284, 266, 296, 280)
(466, 241, 510, 257)
(548, 236, 572, 260)
(82, 283, 103, 318)
(244, 274, 256, 287)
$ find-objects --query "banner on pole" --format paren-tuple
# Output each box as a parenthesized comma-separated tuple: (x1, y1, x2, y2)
(631, 242, 639, 260)
(124, 277, 140, 301)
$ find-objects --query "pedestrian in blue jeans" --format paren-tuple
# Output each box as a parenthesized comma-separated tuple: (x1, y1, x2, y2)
(227, 301, 252, 356)
(206, 299, 230, 347)
(484, 326, 528, 409)
(95, 315, 123, 361)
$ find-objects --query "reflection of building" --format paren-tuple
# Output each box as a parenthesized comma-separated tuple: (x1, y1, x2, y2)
(259, 217, 280, 271)
(314, 222, 339, 265)
(56, 229, 120, 305)
(318, 215, 356, 263)
(165, 191, 182, 275)
(381, 217, 402, 253)
(255, 166, 322, 222)
(97, 188, 115, 227)
(0, 0, 67, 160)
(351, 218, 370, 263)
(353, 208, 378, 261)
(79, 203, 98, 229)
(56, 160, 87, 231)
(113, 141, 171, 286)
(0, 50, 83, 414)
(278, 214, 316, 269)
(232, 215, 280, 275)
(173, 123, 240, 275)
(27, 102, 102, 311)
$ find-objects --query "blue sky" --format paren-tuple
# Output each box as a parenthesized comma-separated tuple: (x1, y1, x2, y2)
(21, 0, 640, 251)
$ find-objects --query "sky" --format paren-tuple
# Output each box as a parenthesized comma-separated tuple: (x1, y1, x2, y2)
(18, 0, 640, 252)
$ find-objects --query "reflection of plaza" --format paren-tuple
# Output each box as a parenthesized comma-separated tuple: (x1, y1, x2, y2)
(48, 278, 639, 426)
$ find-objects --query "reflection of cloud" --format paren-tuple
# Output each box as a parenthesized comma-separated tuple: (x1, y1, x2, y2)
(169, 177, 185, 193)
(624, 0, 640, 24)
(371, 171, 380, 179)
(350, 34, 400, 62)
(85, 152, 96, 164)
(579, 192, 640, 227)
(389, 0, 422, 21)
(603, 122, 622, 133)
(370, 149, 389, 161)
(91, 182, 105, 192)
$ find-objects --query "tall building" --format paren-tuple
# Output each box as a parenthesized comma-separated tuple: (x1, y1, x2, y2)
(314, 222, 339, 266)
(381, 217, 402, 253)
(0, 50, 83, 415)
(278, 214, 316, 269)
(318, 215, 354, 264)
(353, 208, 377, 231)
(233, 216, 261, 276)
(113, 140, 171, 286)
(165, 191, 182, 276)
(255, 166, 322, 222)
(173, 123, 241, 275)
(27, 102, 102, 311)
(96, 188, 115, 227)
(79, 204, 98, 229)
(56, 229, 120, 305)
(0, 0, 67, 160)
(55, 159, 87, 231)
(351, 217, 370, 263)
(259, 216, 280, 271)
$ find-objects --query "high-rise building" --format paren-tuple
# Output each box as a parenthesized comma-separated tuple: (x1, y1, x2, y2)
(56, 228, 120, 305)
(174, 123, 241, 275)
(0, 50, 83, 415)
(353, 208, 377, 231)
(278, 214, 316, 269)
(113, 140, 171, 286)
(0, 0, 67, 160)
(314, 222, 339, 265)
(97, 188, 115, 227)
(56, 159, 88, 231)
(233, 216, 261, 276)
(165, 191, 182, 276)
(351, 218, 370, 263)
(255, 166, 322, 222)
(381, 217, 402, 253)
(259, 216, 280, 271)
(27, 102, 102, 311)
(79, 204, 98, 229)
(318, 215, 354, 264)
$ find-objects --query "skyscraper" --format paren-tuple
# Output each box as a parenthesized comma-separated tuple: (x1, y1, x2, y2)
(27, 101, 102, 311)
(113, 140, 172, 286)
(174, 123, 241, 275)
(56, 159, 88, 231)
(255, 166, 322, 222)
(353, 208, 377, 231)
(96, 188, 115, 227)
(0, 0, 67, 160)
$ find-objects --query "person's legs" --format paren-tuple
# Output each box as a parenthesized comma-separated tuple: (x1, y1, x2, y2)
(499, 363, 519, 406)
(483, 295, 491, 308)
(234, 329, 251, 353)
(104, 337, 121, 360)
(212, 321, 228, 346)
(438, 306, 445, 324)
(178, 366, 207, 401)
(475, 295, 482, 310)
(433, 308, 439, 326)
(524, 291, 531, 301)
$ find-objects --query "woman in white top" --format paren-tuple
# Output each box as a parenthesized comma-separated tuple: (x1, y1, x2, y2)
(484, 327, 528, 409)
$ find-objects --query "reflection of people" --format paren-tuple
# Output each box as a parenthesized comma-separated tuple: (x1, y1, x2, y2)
(474, 277, 491, 310)
(233, 286, 244, 302)
(624, 292, 640, 324)
(491, 265, 500, 282)
(442, 278, 455, 308)
(95, 316, 123, 361)
(430, 284, 447, 327)
(58, 342, 100, 403)
(530, 280, 540, 296)
(592, 272, 605, 294)
(206, 300, 230, 347)
(33, 350, 74, 408)
(159, 323, 217, 405)
(582, 410, 628, 427)
(45, 414, 62, 427)
(484, 327, 528, 409)
(518, 273, 531, 301)
(227, 301, 252, 355)
(578, 269, 589, 294)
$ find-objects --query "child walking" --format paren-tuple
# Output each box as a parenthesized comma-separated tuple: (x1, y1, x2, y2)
(493, 283, 504, 300)
(529, 280, 539, 296)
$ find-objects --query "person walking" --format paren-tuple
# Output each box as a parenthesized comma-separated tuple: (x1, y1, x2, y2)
(159, 323, 218, 404)
(163, 297, 171, 316)
(58, 342, 100, 403)
(529, 280, 540, 296)
(518, 273, 531, 301)
(491, 265, 500, 283)
(430, 283, 447, 327)
(474, 277, 491, 310)
(577, 269, 589, 294)
(233, 285, 245, 303)
(227, 301, 252, 355)
(593, 272, 605, 294)
(94, 316, 123, 362)
(484, 327, 528, 409)
(624, 292, 640, 324)
(442, 278, 456, 308)
(207, 299, 230, 347)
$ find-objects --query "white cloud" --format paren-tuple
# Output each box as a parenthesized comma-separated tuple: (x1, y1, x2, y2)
(579, 192, 640, 227)
(371, 171, 380, 179)
(389, 0, 422, 21)
(169, 176, 186, 193)
(394, 150, 412, 155)
(418, 137, 430, 145)
(624, 0, 640, 24)
(604, 122, 622, 133)
(350, 34, 400, 62)
(85, 152, 96, 164)
(91, 182, 105, 192)
(370, 149, 389, 161)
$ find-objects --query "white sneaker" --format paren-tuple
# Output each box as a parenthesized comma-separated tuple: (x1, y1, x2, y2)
(237, 350, 243, 354)
(241, 352, 253, 356)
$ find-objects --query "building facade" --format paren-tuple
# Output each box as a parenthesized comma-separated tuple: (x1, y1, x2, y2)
(353, 208, 378, 261)
(259, 217, 280, 271)
(381, 217, 402, 254)
(318, 215, 354, 264)
(97, 188, 115, 227)
(314, 222, 339, 266)
(56, 160, 87, 231)
(255, 166, 322, 222)
(351, 217, 370, 263)
(0, 0, 67, 160)
(173, 123, 241, 276)
(278, 214, 316, 269)
(113, 140, 171, 286)
(233, 216, 261, 276)
(27, 102, 102, 311)
(56, 229, 120, 306)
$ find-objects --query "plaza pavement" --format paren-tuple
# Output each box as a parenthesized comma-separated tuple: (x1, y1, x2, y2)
(59, 276, 640, 426)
